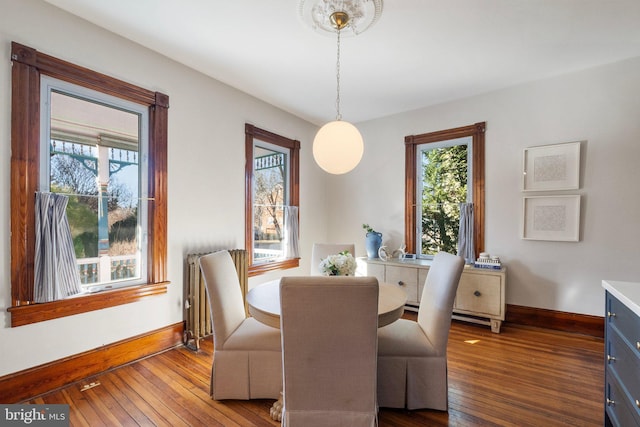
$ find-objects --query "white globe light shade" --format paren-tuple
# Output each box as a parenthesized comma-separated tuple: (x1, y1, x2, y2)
(312, 120, 364, 174)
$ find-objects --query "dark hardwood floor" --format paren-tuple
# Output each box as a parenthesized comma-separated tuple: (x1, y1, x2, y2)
(27, 317, 604, 426)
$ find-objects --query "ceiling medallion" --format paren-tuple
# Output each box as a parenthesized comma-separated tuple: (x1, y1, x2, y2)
(298, 0, 383, 36)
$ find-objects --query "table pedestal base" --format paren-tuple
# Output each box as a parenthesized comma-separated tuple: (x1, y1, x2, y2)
(269, 392, 283, 421)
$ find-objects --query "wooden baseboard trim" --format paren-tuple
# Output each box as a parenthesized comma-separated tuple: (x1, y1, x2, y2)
(506, 304, 604, 338)
(0, 322, 184, 403)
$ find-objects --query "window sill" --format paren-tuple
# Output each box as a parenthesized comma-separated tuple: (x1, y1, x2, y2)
(7, 282, 169, 327)
(249, 258, 300, 277)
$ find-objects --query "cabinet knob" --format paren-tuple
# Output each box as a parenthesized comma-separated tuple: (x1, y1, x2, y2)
(398, 281, 405, 286)
(607, 354, 616, 363)
(636, 399, 640, 408)
(607, 398, 615, 406)
(607, 311, 616, 318)
(637, 341, 640, 351)
(474, 290, 481, 297)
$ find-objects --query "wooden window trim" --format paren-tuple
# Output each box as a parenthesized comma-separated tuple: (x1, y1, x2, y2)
(8, 42, 169, 327)
(245, 124, 300, 277)
(404, 122, 485, 258)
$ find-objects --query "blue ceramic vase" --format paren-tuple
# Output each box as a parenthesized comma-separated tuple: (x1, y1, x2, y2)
(365, 232, 383, 259)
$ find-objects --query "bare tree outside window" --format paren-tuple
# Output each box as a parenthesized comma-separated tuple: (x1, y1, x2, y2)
(47, 88, 144, 287)
(50, 142, 138, 263)
(253, 148, 287, 262)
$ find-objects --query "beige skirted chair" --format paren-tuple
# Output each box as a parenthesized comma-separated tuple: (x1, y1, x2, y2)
(279, 276, 379, 427)
(310, 243, 356, 275)
(377, 251, 465, 410)
(199, 250, 282, 400)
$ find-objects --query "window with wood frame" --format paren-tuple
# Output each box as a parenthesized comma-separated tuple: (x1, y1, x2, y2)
(9, 42, 169, 327)
(405, 122, 485, 259)
(245, 124, 300, 276)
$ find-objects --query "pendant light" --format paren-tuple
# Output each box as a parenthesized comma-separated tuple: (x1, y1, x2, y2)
(299, 0, 382, 174)
(312, 11, 364, 175)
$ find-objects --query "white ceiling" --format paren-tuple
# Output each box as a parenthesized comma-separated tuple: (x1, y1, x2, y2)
(43, 0, 640, 125)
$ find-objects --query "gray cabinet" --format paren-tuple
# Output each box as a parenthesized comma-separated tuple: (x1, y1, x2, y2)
(359, 258, 506, 333)
(603, 281, 640, 427)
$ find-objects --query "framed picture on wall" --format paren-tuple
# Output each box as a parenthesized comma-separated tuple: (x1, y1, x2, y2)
(522, 195, 580, 242)
(523, 142, 580, 191)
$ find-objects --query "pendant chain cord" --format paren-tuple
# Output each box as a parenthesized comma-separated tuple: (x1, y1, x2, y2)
(335, 28, 342, 121)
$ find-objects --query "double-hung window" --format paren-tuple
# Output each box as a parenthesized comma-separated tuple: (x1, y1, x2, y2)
(9, 42, 169, 327)
(405, 123, 485, 259)
(245, 124, 300, 276)
(416, 137, 472, 256)
(41, 77, 149, 291)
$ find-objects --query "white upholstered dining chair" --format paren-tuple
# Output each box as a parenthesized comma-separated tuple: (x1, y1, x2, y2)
(310, 243, 356, 275)
(279, 276, 379, 427)
(376, 251, 465, 410)
(199, 250, 282, 400)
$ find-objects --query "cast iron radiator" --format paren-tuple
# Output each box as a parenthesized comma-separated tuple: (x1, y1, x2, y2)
(184, 249, 248, 350)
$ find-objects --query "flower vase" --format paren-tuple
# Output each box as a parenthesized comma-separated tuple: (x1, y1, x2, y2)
(365, 232, 383, 259)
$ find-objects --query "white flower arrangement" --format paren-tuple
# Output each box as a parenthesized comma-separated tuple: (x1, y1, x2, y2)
(319, 250, 357, 276)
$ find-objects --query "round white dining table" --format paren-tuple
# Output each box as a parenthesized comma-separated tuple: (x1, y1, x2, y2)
(246, 279, 407, 329)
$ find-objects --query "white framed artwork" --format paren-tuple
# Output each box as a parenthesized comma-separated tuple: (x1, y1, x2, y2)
(523, 142, 580, 191)
(522, 195, 580, 242)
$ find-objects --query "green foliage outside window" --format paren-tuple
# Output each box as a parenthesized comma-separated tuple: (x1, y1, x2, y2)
(421, 144, 468, 255)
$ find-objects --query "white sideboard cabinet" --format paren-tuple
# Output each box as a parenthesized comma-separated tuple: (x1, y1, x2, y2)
(358, 258, 506, 333)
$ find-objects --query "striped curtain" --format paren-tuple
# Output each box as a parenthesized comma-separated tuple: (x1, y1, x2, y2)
(457, 202, 475, 264)
(34, 192, 82, 302)
(283, 205, 300, 259)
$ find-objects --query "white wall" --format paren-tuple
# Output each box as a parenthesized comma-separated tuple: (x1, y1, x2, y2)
(331, 57, 640, 317)
(0, 0, 326, 377)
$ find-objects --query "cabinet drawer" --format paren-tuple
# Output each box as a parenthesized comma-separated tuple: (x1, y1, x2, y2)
(607, 292, 640, 357)
(364, 263, 385, 283)
(362, 259, 506, 332)
(606, 372, 640, 427)
(606, 327, 640, 421)
(455, 273, 503, 317)
(385, 265, 418, 304)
